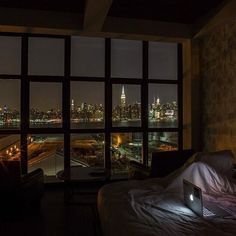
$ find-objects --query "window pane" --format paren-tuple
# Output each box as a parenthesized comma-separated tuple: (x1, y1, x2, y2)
(71, 36, 105, 77)
(30, 82, 62, 128)
(149, 42, 177, 80)
(28, 134, 64, 176)
(0, 135, 20, 160)
(70, 134, 104, 167)
(28, 37, 64, 76)
(149, 84, 178, 128)
(71, 82, 104, 129)
(112, 84, 141, 127)
(111, 39, 142, 78)
(148, 132, 178, 163)
(0, 79, 20, 129)
(111, 133, 142, 174)
(0, 36, 21, 75)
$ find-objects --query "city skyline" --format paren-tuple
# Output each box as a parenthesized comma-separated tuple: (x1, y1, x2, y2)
(0, 84, 177, 130)
(0, 36, 178, 110)
(0, 82, 177, 111)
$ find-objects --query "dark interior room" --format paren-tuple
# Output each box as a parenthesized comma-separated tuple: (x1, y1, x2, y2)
(0, 1, 236, 236)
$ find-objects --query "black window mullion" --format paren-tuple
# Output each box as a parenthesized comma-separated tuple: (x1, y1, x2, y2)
(177, 43, 183, 151)
(105, 38, 111, 170)
(20, 34, 29, 174)
(142, 41, 149, 166)
(63, 36, 71, 170)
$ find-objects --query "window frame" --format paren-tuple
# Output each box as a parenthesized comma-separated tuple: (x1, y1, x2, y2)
(0, 33, 183, 175)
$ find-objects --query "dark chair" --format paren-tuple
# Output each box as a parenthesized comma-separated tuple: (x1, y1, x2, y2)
(0, 160, 44, 213)
(150, 149, 195, 177)
(129, 149, 195, 179)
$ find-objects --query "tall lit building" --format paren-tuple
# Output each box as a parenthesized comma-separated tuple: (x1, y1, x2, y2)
(71, 99, 74, 112)
(120, 85, 126, 107)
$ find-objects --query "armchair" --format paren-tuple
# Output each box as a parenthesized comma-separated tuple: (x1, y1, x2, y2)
(0, 160, 44, 213)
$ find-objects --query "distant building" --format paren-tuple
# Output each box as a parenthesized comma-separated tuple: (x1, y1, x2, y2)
(71, 99, 74, 112)
(120, 85, 126, 108)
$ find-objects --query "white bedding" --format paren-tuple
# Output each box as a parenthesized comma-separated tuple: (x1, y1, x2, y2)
(98, 162, 236, 236)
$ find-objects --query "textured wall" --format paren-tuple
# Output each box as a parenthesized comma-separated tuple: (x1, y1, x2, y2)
(200, 18, 236, 160)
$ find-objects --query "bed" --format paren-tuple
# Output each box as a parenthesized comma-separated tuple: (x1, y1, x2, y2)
(98, 150, 236, 236)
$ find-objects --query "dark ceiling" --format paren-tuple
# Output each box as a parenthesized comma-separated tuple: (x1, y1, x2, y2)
(108, 0, 225, 24)
(0, 0, 225, 24)
(0, 0, 85, 13)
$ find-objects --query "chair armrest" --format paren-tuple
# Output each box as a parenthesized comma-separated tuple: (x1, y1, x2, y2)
(20, 168, 44, 199)
(22, 168, 44, 184)
(128, 161, 151, 180)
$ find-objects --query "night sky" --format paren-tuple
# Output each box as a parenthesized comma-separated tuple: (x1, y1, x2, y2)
(0, 36, 177, 111)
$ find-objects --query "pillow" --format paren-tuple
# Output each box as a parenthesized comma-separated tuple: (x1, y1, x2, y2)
(196, 150, 234, 177)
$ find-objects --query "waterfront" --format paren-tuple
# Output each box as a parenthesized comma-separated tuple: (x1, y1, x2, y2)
(0, 120, 178, 129)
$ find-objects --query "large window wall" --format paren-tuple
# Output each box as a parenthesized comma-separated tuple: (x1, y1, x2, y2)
(0, 33, 182, 176)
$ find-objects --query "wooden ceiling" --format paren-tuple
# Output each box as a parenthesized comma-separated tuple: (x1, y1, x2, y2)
(0, 0, 232, 40)
(0, 0, 225, 24)
(0, 0, 85, 13)
(108, 0, 225, 24)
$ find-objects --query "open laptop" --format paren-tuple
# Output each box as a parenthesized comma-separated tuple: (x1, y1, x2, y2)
(183, 179, 231, 218)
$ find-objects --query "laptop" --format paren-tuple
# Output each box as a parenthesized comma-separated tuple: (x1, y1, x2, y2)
(183, 179, 231, 218)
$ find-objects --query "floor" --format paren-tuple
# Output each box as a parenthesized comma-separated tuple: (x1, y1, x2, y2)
(0, 186, 101, 236)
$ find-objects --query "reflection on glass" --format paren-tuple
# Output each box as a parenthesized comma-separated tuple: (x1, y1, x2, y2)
(0, 79, 20, 129)
(28, 37, 64, 76)
(28, 134, 64, 176)
(30, 82, 62, 128)
(70, 134, 104, 167)
(112, 84, 141, 127)
(71, 36, 105, 77)
(148, 132, 178, 162)
(149, 42, 177, 80)
(111, 133, 142, 174)
(148, 84, 178, 128)
(0, 36, 21, 75)
(0, 135, 21, 160)
(111, 39, 142, 78)
(71, 82, 104, 129)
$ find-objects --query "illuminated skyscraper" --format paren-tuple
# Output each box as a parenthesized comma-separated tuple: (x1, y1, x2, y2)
(120, 85, 126, 107)
(71, 99, 74, 112)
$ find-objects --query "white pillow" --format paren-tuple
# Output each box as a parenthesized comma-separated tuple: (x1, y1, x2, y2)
(196, 150, 234, 178)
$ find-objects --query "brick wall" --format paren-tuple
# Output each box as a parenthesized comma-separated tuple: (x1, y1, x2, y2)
(199, 18, 236, 161)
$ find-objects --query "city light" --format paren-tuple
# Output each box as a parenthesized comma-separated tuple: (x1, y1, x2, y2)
(0, 85, 178, 173)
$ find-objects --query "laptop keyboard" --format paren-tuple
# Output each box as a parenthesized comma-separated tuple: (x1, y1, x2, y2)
(203, 207, 215, 217)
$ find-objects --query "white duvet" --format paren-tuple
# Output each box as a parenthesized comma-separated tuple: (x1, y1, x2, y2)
(98, 162, 236, 236)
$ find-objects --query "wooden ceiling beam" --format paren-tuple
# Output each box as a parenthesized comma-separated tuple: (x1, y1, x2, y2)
(0, 7, 192, 42)
(0, 7, 83, 35)
(102, 16, 193, 41)
(193, 0, 235, 38)
(83, 0, 113, 32)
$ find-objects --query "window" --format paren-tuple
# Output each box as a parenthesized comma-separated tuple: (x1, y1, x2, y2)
(0, 34, 182, 178)
(149, 42, 177, 80)
(0, 36, 21, 75)
(70, 133, 104, 167)
(30, 82, 62, 128)
(111, 132, 142, 174)
(28, 37, 64, 76)
(71, 36, 105, 77)
(0, 79, 20, 129)
(0, 135, 21, 160)
(111, 39, 142, 78)
(112, 84, 141, 127)
(148, 84, 178, 128)
(71, 81, 104, 129)
(28, 134, 64, 176)
(148, 132, 178, 162)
